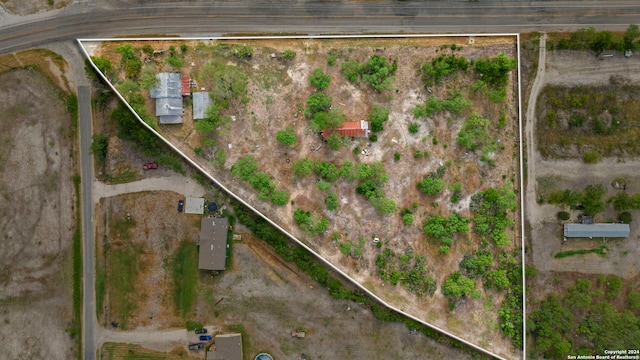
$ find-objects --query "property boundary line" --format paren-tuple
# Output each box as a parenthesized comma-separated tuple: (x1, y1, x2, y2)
(78, 34, 523, 360)
(516, 33, 527, 359)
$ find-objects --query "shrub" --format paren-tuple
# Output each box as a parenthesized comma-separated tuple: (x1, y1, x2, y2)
(417, 176, 445, 196)
(339, 243, 352, 256)
(408, 122, 420, 134)
(369, 105, 390, 132)
(325, 192, 339, 211)
(90, 133, 109, 165)
(619, 211, 632, 224)
(421, 53, 469, 86)
(270, 189, 290, 206)
(557, 211, 571, 221)
(327, 132, 343, 151)
(305, 93, 332, 118)
(582, 150, 601, 163)
(402, 213, 414, 226)
(360, 55, 397, 92)
(310, 68, 331, 90)
(369, 134, 378, 142)
(341, 61, 360, 82)
(474, 53, 516, 87)
(316, 181, 331, 192)
(282, 49, 296, 60)
(276, 126, 297, 146)
(394, 152, 401, 161)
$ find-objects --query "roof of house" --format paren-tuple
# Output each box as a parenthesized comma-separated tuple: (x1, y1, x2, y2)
(193, 92, 211, 120)
(181, 76, 191, 96)
(149, 73, 183, 124)
(199, 217, 229, 271)
(564, 223, 630, 238)
(185, 197, 205, 214)
(321, 120, 369, 140)
(206, 333, 243, 360)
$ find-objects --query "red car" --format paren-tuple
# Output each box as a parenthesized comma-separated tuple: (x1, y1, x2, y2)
(143, 162, 158, 170)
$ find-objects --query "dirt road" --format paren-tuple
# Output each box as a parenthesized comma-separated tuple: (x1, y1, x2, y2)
(92, 176, 206, 204)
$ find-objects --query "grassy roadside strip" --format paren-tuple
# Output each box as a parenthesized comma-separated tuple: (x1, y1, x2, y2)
(233, 204, 491, 359)
(71, 172, 83, 358)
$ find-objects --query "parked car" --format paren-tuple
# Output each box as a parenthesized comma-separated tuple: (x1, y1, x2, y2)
(199, 335, 212, 341)
(194, 328, 207, 334)
(178, 199, 184, 212)
(142, 161, 158, 170)
(188, 343, 204, 350)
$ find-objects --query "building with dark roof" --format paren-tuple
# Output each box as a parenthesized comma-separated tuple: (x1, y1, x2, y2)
(564, 223, 630, 238)
(321, 120, 370, 140)
(206, 333, 243, 360)
(199, 217, 229, 270)
(149, 72, 183, 124)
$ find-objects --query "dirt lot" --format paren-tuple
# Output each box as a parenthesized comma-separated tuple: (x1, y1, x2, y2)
(0, 67, 76, 358)
(0, 0, 69, 16)
(90, 36, 521, 358)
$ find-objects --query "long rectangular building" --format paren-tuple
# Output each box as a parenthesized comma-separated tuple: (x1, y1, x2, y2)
(199, 217, 229, 270)
(563, 223, 630, 238)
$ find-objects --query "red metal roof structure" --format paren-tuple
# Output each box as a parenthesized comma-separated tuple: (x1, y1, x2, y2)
(181, 76, 190, 96)
(321, 120, 370, 140)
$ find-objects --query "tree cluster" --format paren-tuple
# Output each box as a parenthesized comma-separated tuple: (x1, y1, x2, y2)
(293, 208, 329, 235)
(470, 183, 517, 247)
(375, 247, 437, 297)
(423, 213, 470, 254)
(340, 55, 397, 92)
(421, 53, 469, 86)
(230, 155, 290, 206)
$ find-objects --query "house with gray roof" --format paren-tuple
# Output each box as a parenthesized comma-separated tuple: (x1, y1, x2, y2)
(564, 223, 630, 238)
(199, 217, 229, 271)
(149, 72, 184, 124)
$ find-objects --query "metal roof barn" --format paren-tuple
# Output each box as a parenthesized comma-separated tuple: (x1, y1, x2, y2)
(193, 92, 211, 120)
(199, 217, 229, 271)
(564, 223, 630, 238)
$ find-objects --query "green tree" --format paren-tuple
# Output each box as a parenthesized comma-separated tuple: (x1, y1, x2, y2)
(270, 189, 290, 206)
(231, 155, 259, 181)
(325, 192, 339, 211)
(369, 105, 390, 132)
(417, 176, 445, 196)
(90, 56, 112, 77)
(485, 270, 510, 290)
(408, 122, 419, 134)
(276, 126, 297, 146)
(370, 197, 397, 214)
(474, 53, 517, 87)
(327, 132, 343, 151)
(341, 61, 360, 82)
(292, 158, 315, 179)
(624, 24, 640, 50)
(310, 67, 331, 90)
(582, 184, 606, 216)
(402, 213, 414, 226)
(359, 55, 397, 92)
(442, 272, 478, 299)
(90, 133, 109, 165)
(305, 93, 332, 118)
(459, 250, 493, 278)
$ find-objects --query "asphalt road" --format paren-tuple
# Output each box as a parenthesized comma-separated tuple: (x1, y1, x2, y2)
(2, 1, 639, 359)
(2, 1, 640, 53)
(78, 85, 96, 360)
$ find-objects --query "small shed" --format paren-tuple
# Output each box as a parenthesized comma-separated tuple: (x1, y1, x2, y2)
(181, 76, 191, 96)
(199, 217, 229, 271)
(185, 197, 205, 214)
(321, 120, 370, 140)
(193, 92, 211, 120)
(564, 223, 630, 238)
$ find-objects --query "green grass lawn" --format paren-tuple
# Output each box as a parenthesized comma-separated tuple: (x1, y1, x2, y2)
(171, 239, 199, 317)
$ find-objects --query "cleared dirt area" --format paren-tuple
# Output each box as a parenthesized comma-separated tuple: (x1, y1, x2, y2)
(90, 36, 521, 358)
(523, 34, 640, 348)
(0, 0, 69, 16)
(0, 67, 75, 358)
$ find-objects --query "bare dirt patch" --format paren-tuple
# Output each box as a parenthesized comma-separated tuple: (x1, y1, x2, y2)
(96, 191, 202, 329)
(0, 0, 69, 16)
(0, 68, 75, 359)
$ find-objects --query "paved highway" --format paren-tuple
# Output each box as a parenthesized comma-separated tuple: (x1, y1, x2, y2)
(2, 1, 640, 53)
(78, 85, 96, 360)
